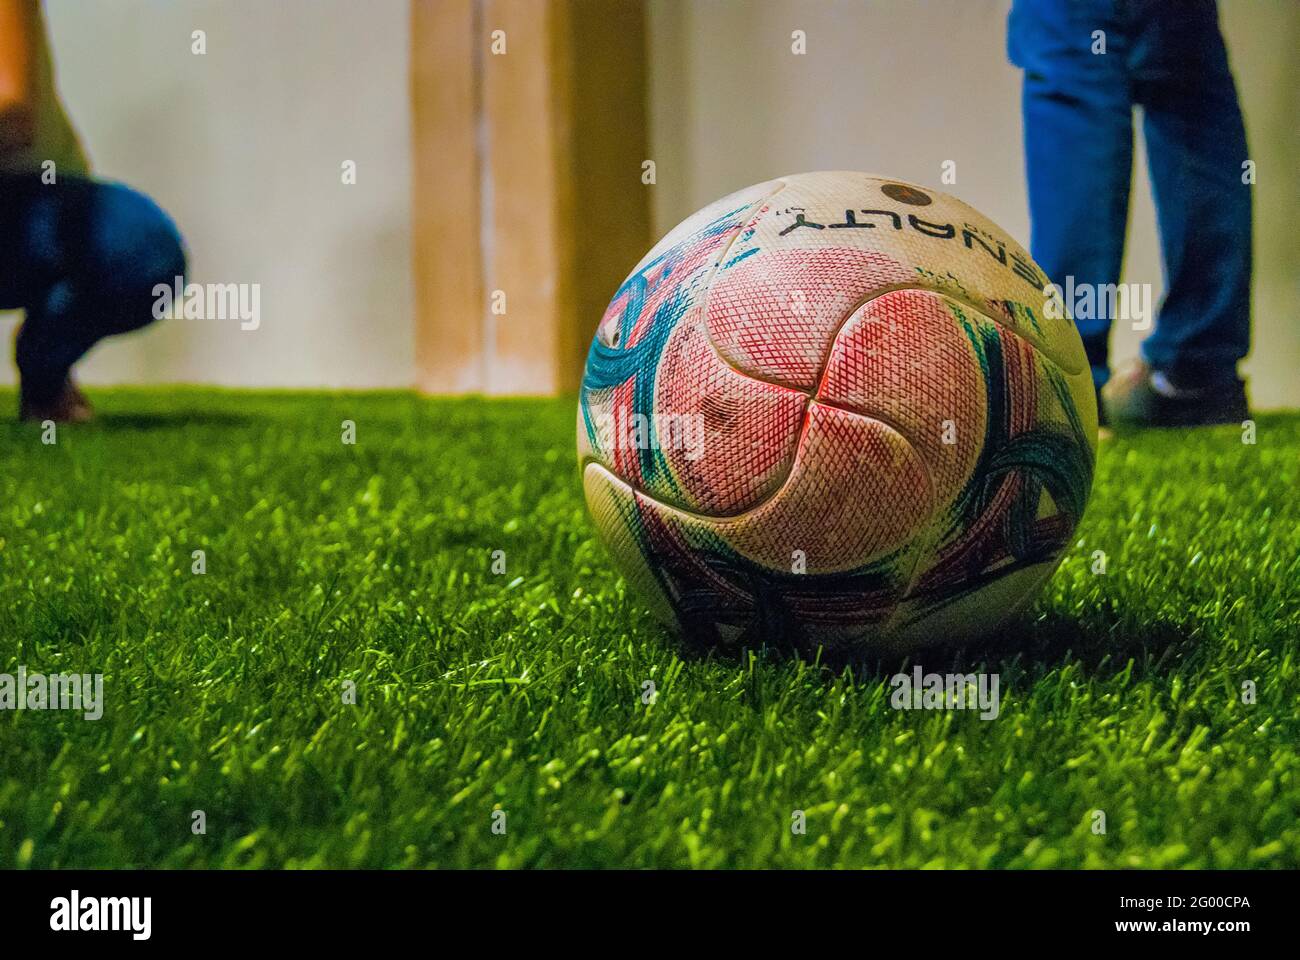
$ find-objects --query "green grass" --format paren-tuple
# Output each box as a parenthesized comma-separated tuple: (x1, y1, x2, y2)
(0, 387, 1297, 869)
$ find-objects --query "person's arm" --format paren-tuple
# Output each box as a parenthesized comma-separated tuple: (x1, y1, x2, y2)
(0, 0, 38, 153)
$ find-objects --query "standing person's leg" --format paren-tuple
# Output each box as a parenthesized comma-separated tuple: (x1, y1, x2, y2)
(1130, 0, 1250, 391)
(0, 173, 186, 420)
(1008, 0, 1134, 396)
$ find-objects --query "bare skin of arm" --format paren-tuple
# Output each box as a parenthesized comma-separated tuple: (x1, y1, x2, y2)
(0, 0, 38, 153)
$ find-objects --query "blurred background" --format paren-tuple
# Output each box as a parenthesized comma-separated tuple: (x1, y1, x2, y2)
(3, 0, 1295, 406)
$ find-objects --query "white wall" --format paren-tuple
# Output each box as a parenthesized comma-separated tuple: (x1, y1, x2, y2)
(647, 0, 1300, 409)
(4, 0, 1293, 405)
(0, 0, 413, 389)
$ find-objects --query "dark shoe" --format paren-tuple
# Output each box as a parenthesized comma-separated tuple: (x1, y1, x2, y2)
(1102, 361, 1248, 427)
(19, 375, 95, 423)
(14, 320, 94, 423)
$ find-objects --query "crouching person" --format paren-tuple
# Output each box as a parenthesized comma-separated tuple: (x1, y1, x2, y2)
(0, 0, 185, 422)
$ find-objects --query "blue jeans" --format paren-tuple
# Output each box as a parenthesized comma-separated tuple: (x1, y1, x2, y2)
(1008, 0, 1251, 388)
(0, 174, 185, 401)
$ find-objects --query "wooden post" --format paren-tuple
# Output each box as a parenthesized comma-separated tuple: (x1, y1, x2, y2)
(411, 0, 483, 394)
(411, 0, 652, 395)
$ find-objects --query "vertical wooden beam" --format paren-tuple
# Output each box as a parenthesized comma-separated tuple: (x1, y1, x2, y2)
(561, 0, 652, 390)
(482, 0, 568, 394)
(411, 0, 483, 393)
(411, 0, 651, 395)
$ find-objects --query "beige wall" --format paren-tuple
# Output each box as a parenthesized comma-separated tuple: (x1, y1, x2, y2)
(2, 1, 1293, 405)
(0, 0, 414, 389)
(647, 0, 1299, 408)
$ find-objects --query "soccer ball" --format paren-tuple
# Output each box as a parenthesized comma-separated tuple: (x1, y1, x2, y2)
(577, 172, 1096, 656)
